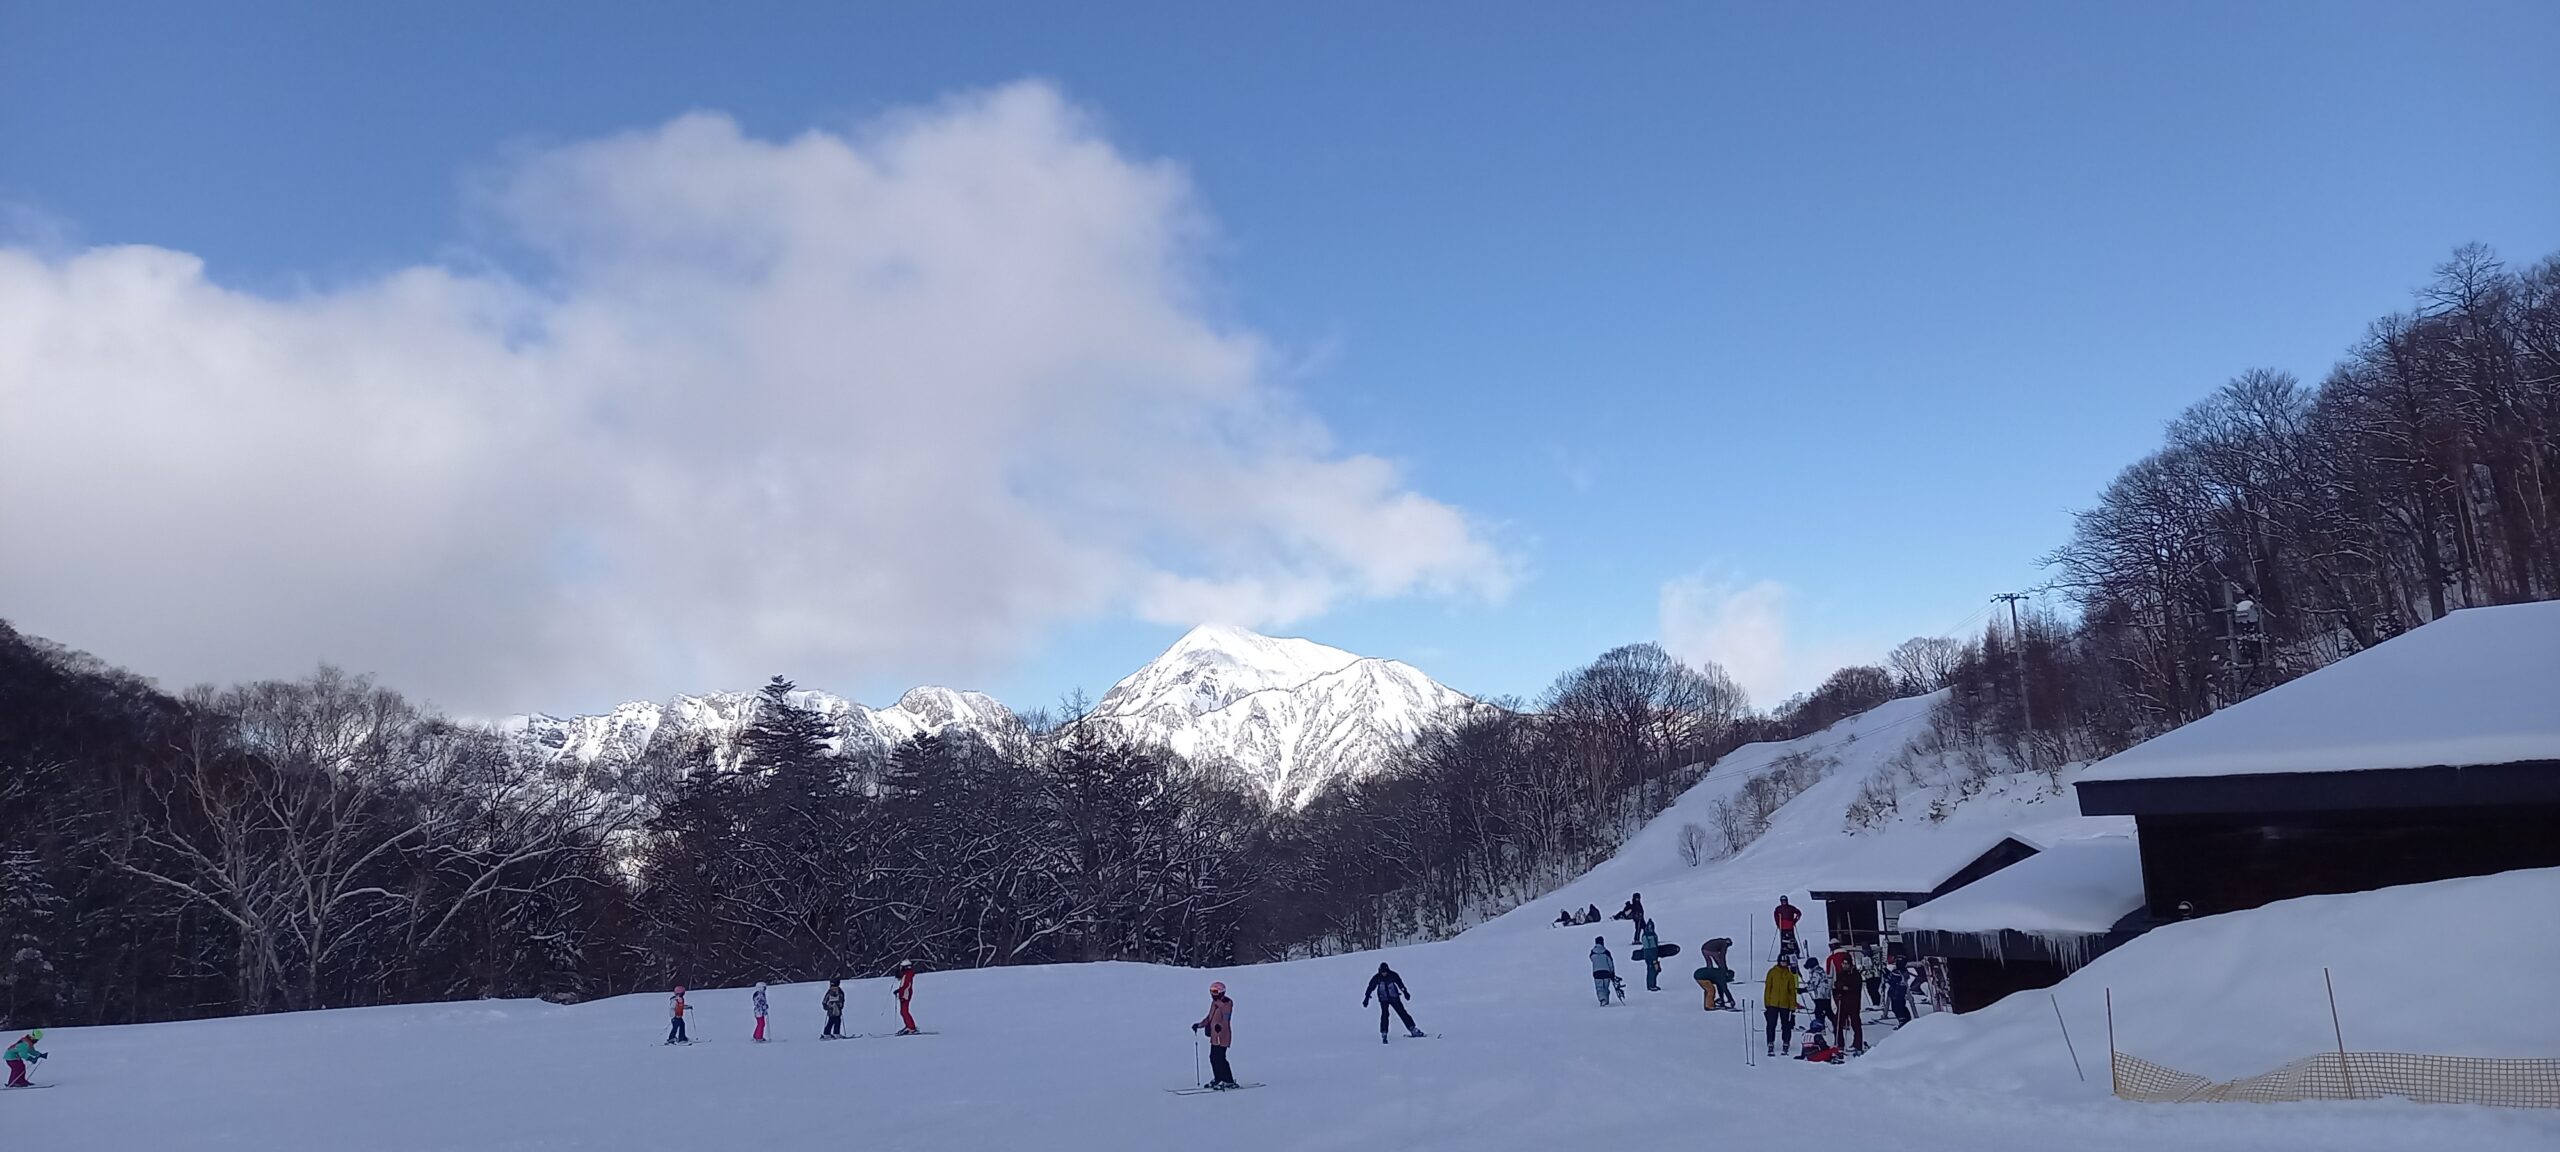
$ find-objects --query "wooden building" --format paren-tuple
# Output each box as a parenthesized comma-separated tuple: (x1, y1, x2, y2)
(1806, 833, 2041, 952)
(2075, 601, 2560, 920)
(1899, 835, 2147, 1013)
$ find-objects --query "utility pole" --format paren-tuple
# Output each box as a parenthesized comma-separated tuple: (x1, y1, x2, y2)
(1994, 593, 2035, 772)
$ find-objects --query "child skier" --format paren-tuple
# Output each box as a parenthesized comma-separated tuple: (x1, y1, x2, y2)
(821, 978, 847, 1039)
(1588, 937, 1617, 1006)
(666, 986, 692, 1044)
(4, 1029, 45, 1087)
(1803, 960, 1833, 1036)
(1762, 957, 1799, 1056)
(1363, 962, 1425, 1042)
(752, 981, 770, 1042)
(1884, 960, 1914, 1026)
(1190, 981, 1239, 1089)
(892, 960, 920, 1035)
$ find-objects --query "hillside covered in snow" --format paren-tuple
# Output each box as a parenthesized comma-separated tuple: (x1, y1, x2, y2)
(16, 693, 2552, 1152)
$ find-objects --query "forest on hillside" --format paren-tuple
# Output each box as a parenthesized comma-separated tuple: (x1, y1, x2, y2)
(2, 244, 2553, 1029)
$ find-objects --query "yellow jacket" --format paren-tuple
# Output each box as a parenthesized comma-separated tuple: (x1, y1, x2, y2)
(1762, 964, 1799, 1007)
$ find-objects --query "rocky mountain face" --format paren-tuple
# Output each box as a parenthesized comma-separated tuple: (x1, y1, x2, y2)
(505, 625, 1469, 807)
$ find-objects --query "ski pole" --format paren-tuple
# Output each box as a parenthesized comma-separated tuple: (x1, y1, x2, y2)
(1194, 1037, 1201, 1086)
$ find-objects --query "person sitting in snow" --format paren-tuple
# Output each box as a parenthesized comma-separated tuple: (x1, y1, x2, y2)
(4, 1029, 46, 1087)
(1589, 937, 1617, 1006)
(1583, 904, 1602, 925)
(1555, 908, 1575, 928)
(1799, 1024, 1844, 1064)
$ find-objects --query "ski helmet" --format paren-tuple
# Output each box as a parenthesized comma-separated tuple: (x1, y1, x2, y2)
(1209, 981, 1226, 994)
(674, 986, 686, 995)
(24, 1029, 38, 1040)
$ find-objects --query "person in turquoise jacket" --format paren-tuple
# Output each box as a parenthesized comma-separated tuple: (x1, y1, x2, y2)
(5, 1029, 47, 1087)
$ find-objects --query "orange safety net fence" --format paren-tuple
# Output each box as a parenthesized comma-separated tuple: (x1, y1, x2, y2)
(2113, 1050, 2560, 1109)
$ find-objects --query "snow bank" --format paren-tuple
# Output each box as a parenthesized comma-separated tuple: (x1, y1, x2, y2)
(2080, 601, 2560, 782)
(1898, 836, 2143, 937)
(1871, 867, 2560, 1099)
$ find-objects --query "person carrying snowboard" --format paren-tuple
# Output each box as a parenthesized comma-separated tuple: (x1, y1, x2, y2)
(1774, 896, 1802, 953)
(1762, 956, 1799, 1056)
(1190, 981, 1239, 1089)
(1363, 962, 1425, 1042)
(1639, 920, 1663, 992)
(4, 1029, 45, 1087)
(752, 981, 770, 1042)
(821, 978, 847, 1038)
(666, 986, 692, 1044)
(1588, 936, 1617, 1006)
(892, 960, 920, 1035)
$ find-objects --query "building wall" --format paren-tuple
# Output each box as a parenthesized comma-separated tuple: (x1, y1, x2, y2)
(2135, 805, 2560, 919)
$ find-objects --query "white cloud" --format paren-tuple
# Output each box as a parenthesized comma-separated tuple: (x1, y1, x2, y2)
(1657, 574, 1796, 708)
(0, 82, 1509, 713)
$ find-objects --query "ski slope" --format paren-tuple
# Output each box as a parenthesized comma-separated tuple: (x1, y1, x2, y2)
(11, 697, 2555, 1151)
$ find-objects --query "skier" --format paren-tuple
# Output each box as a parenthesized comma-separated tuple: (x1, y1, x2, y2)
(1638, 920, 1663, 992)
(1363, 962, 1426, 1042)
(1761, 956, 1799, 1057)
(1803, 960, 1833, 1037)
(666, 986, 693, 1044)
(1861, 943, 1886, 1007)
(1773, 896, 1802, 954)
(1190, 981, 1239, 1089)
(821, 978, 847, 1039)
(752, 981, 770, 1042)
(1884, 960, 1914, 1027)
(1588, 936, 1616, 1006)
(892, 960, 921, 1035)
(1827, 942, 1867, 1053)
(1616, 894, 1646, 944)
(4, 1029, 45, 1087)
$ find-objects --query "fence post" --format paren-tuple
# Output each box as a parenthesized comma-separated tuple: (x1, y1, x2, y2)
(2104, 987, 2117, 1098)
(2324, 967, 2355, 1100)
(2051, 993, 2085, 1083)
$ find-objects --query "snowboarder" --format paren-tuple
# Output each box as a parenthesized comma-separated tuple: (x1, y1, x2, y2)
(666, 986, 692, 1044)
(1639, 920, 1663, 991)
(752, 981, 770, 1042)
(821, 979, 847, 1038)
(1827, 943, 1866, 1053)
(1616, 894, 1646, 943)
(1588, 936, 1617, 1006)
(1803, 960, 1833, 1036)
(1364, 963, 1425, 1041)
(1761, 957, 1799, 1056)
(4, 1029, 45, 1087)
(1582, 904, 1601, 925)
(1554, 908, 1574, 927)
(1773, 896, 1802, 953)
(892, 960, 920, 1035)
(1190, 981, 1239, 1089)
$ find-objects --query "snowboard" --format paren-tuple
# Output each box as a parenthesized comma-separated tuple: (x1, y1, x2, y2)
(1167, 1083, 1267, 1095)
(1632, 943, 1681, 961)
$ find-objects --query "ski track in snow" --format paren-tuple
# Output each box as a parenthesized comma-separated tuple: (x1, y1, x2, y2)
(17, 694, 2557, 1151)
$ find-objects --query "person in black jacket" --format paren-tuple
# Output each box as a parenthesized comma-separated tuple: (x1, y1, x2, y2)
(1364, 963, 1426, 1041)
(1615, 893, 1646, 943)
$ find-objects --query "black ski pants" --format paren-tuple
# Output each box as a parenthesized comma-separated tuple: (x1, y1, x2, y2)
(667, 1016, 687, 1044)
(1764, 1006, 1794, 1048)
(1208, 1044, 1235, 1086)
(1376, 998, 1416, 1034)
(823, 1012, 844, 1038)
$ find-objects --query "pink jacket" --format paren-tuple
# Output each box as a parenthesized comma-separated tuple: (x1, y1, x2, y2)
(1195, 994, 1233, 1046)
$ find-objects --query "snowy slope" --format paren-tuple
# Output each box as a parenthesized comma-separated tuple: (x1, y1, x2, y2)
(507, 625, 1468, 806)
(15, 694, 2555, 1152)
(1093, 625, 1471, 806)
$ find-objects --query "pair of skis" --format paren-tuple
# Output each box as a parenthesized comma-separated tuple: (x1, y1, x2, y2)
(1166, 1082, 1266, 1095)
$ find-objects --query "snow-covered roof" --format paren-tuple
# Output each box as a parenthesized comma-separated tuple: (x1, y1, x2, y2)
(1805, 831, 2031, 896)
(2079, 601, 2560, 783)
(1896, 836, 2144, 937)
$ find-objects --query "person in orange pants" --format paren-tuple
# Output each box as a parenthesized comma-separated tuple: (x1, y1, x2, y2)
(892, 960, 920, 1034)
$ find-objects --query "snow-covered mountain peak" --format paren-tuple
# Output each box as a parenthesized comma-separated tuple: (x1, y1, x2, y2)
(1096, 625, 1364, 728)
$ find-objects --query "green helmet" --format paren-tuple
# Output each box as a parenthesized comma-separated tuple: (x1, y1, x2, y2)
(24, 1029, 39, 1040)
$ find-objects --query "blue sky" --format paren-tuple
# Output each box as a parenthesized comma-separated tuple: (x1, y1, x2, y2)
(5, 2, 2556, 714)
